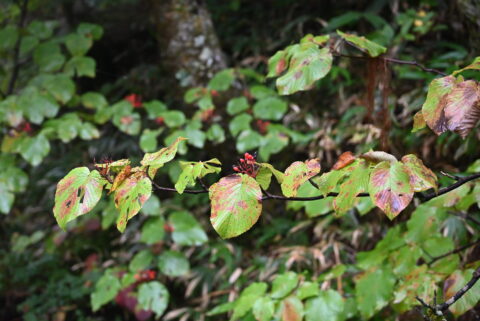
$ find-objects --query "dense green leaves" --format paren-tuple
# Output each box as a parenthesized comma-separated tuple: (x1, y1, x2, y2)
(169, 211, 208, 246)
(305, 290, 345, 321)
(209, 174, 262, 238)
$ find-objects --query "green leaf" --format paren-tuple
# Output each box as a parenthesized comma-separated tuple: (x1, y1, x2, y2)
(208, 68, 235, 91)
(175, 159, 221, 194)
(206, 124, 226, 143)
(65, 56, 96, 78)
(53, 167, 105, 229)
(258, 131, 289, 161)
(162, 110, 186, 127)
(305, 290, 345, 321)
(19, 134, 50, 166)
(368, 161, 414, 219)
(209, 174, 262, 239)
(281, 159, 321, 197)
(137, 281, 169, 318)
(77, 23, 103, 40)
(297, 282, 320, 300)
(276, 44, 333, 95)
(158, 250, 190, 277)
(250, 85, 277, 99)
(141, 137, 187, 176)
(0, 185, 14, 214)
(401, 154, 437, 192)
(140, 129, 162, 152)
(300, 34, 330, 45)
(27, 20, 57, 40)
(42, 74, 76, 104)
(0, 25, 18, 51)
(227, 97, 250, 115)
(255, 163, 284, 189)
(355, 266, 395, 319)
(336, 30, 387, 57)
(81, 92, 108, 109)
(113, 113, 141, 136)
(33, 42, 65, 72)
(129, 249, 153, 272)
(232, 282, 268, 320)
(144, 100, 167, 118)
(333, 159, 369, 215)
(229, 113, 252, 136)
(253, 96, 288, 120)
(114, 172, 152, 232)
(91, 271, 121, 311)
(236, 130, 262, 153)
(79, 122, 100, 140)
(452, 56, 480, 75)
(65, 33, 93, 56)
(169, 211, 208, 246)
(252, 297, 275, 321)
(141, 217, 165, 244)
(271, 272, 299, 299)
(18, 87, 59, 124)
(140, 195, 161, 216)
(20, 35, 39, 55)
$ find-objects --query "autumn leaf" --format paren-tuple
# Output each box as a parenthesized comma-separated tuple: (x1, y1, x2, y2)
(368, 161, 414, 219)
(209, 174, 262, 239)
(281, 159, 321, 197)
(336, 30, 387, 57)
(401, 154, 437, 192)
(332, 151, 356, 170)
(114, 171, 152, 232)
(333, 159, 369, 215)
(53, 167, 106, 229)
(421, 76, 456, 135)
(140, 136, 187, 176)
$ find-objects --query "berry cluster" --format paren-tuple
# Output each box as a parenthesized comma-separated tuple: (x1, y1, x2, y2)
(233, 152, 259, 178)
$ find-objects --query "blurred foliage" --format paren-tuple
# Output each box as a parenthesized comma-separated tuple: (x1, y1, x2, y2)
(2, 0, 480, 320)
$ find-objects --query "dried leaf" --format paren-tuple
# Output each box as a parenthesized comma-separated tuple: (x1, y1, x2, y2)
(332, 151, 356, 170)
(421, 76, 456, 135)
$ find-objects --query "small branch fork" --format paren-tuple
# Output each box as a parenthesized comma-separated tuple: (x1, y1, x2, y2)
(416, 267, 480, 319)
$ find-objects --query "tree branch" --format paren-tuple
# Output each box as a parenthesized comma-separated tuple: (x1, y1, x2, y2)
(422, 173, 480, 201)
(7, 0, 29, 95)
(427, 239, 480, 266)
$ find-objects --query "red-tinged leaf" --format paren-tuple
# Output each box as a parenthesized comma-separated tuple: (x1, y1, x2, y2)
(443, 268, 480, 316)
(109, 165, 132, 194)
(421, 76, 456, 135)
(54, 167, 106, 229)
(401, 154, 437, 192)
(333, 159, 369, 215)
(360, 151, 397, 164)
(281, 159, 321, 197)
(209, 174, 262, 239)
(140, 137, 187, 176)
(443, 80, 480, 138)
(281, 297, 303, 321)
(332, 151, 355, 170)
(412, 111, 426, 132)
(267, 49, 291, 78)
(114, 171, 152, 232)
(368, 161, 414, 219)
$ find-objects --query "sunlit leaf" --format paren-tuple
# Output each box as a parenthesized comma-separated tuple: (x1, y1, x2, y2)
(271, 272, 299, 299)
(337, 30, 387, 57)
(141, 137, 187, 177)
(209, 174, 262, 239)
(333, 159, 369, 215)
(305, 290, 345, 321)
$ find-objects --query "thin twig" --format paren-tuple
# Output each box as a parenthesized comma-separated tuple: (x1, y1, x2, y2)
(197, 177, 209, 192)
(428, 239, 480, 266)
(440, 171, 460, 181)
(437, 267, 480, 312)
(308, 178, 319, 189)
(7, 0, 29, 95)
(422, 173, 480, 201)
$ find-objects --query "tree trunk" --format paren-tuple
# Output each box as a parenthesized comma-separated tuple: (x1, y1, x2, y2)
(149, 0, 227, 97)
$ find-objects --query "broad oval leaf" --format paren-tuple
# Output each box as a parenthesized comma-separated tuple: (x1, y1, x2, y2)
(209, 174, 262, 239)
(54, 167, 106, 229)
(333, 159, 369, 215)
(336, 30, 386, 57)
(137, 281, 170, 318)
(305, 290, 345, 321)
(276, 44, 333, 95)
(281, 159, 321, 197)
(114, 171, 152, 232)
(401, 154, 437, 192)
(368, 161, 414, 219)
(443, 80, 480, 138)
